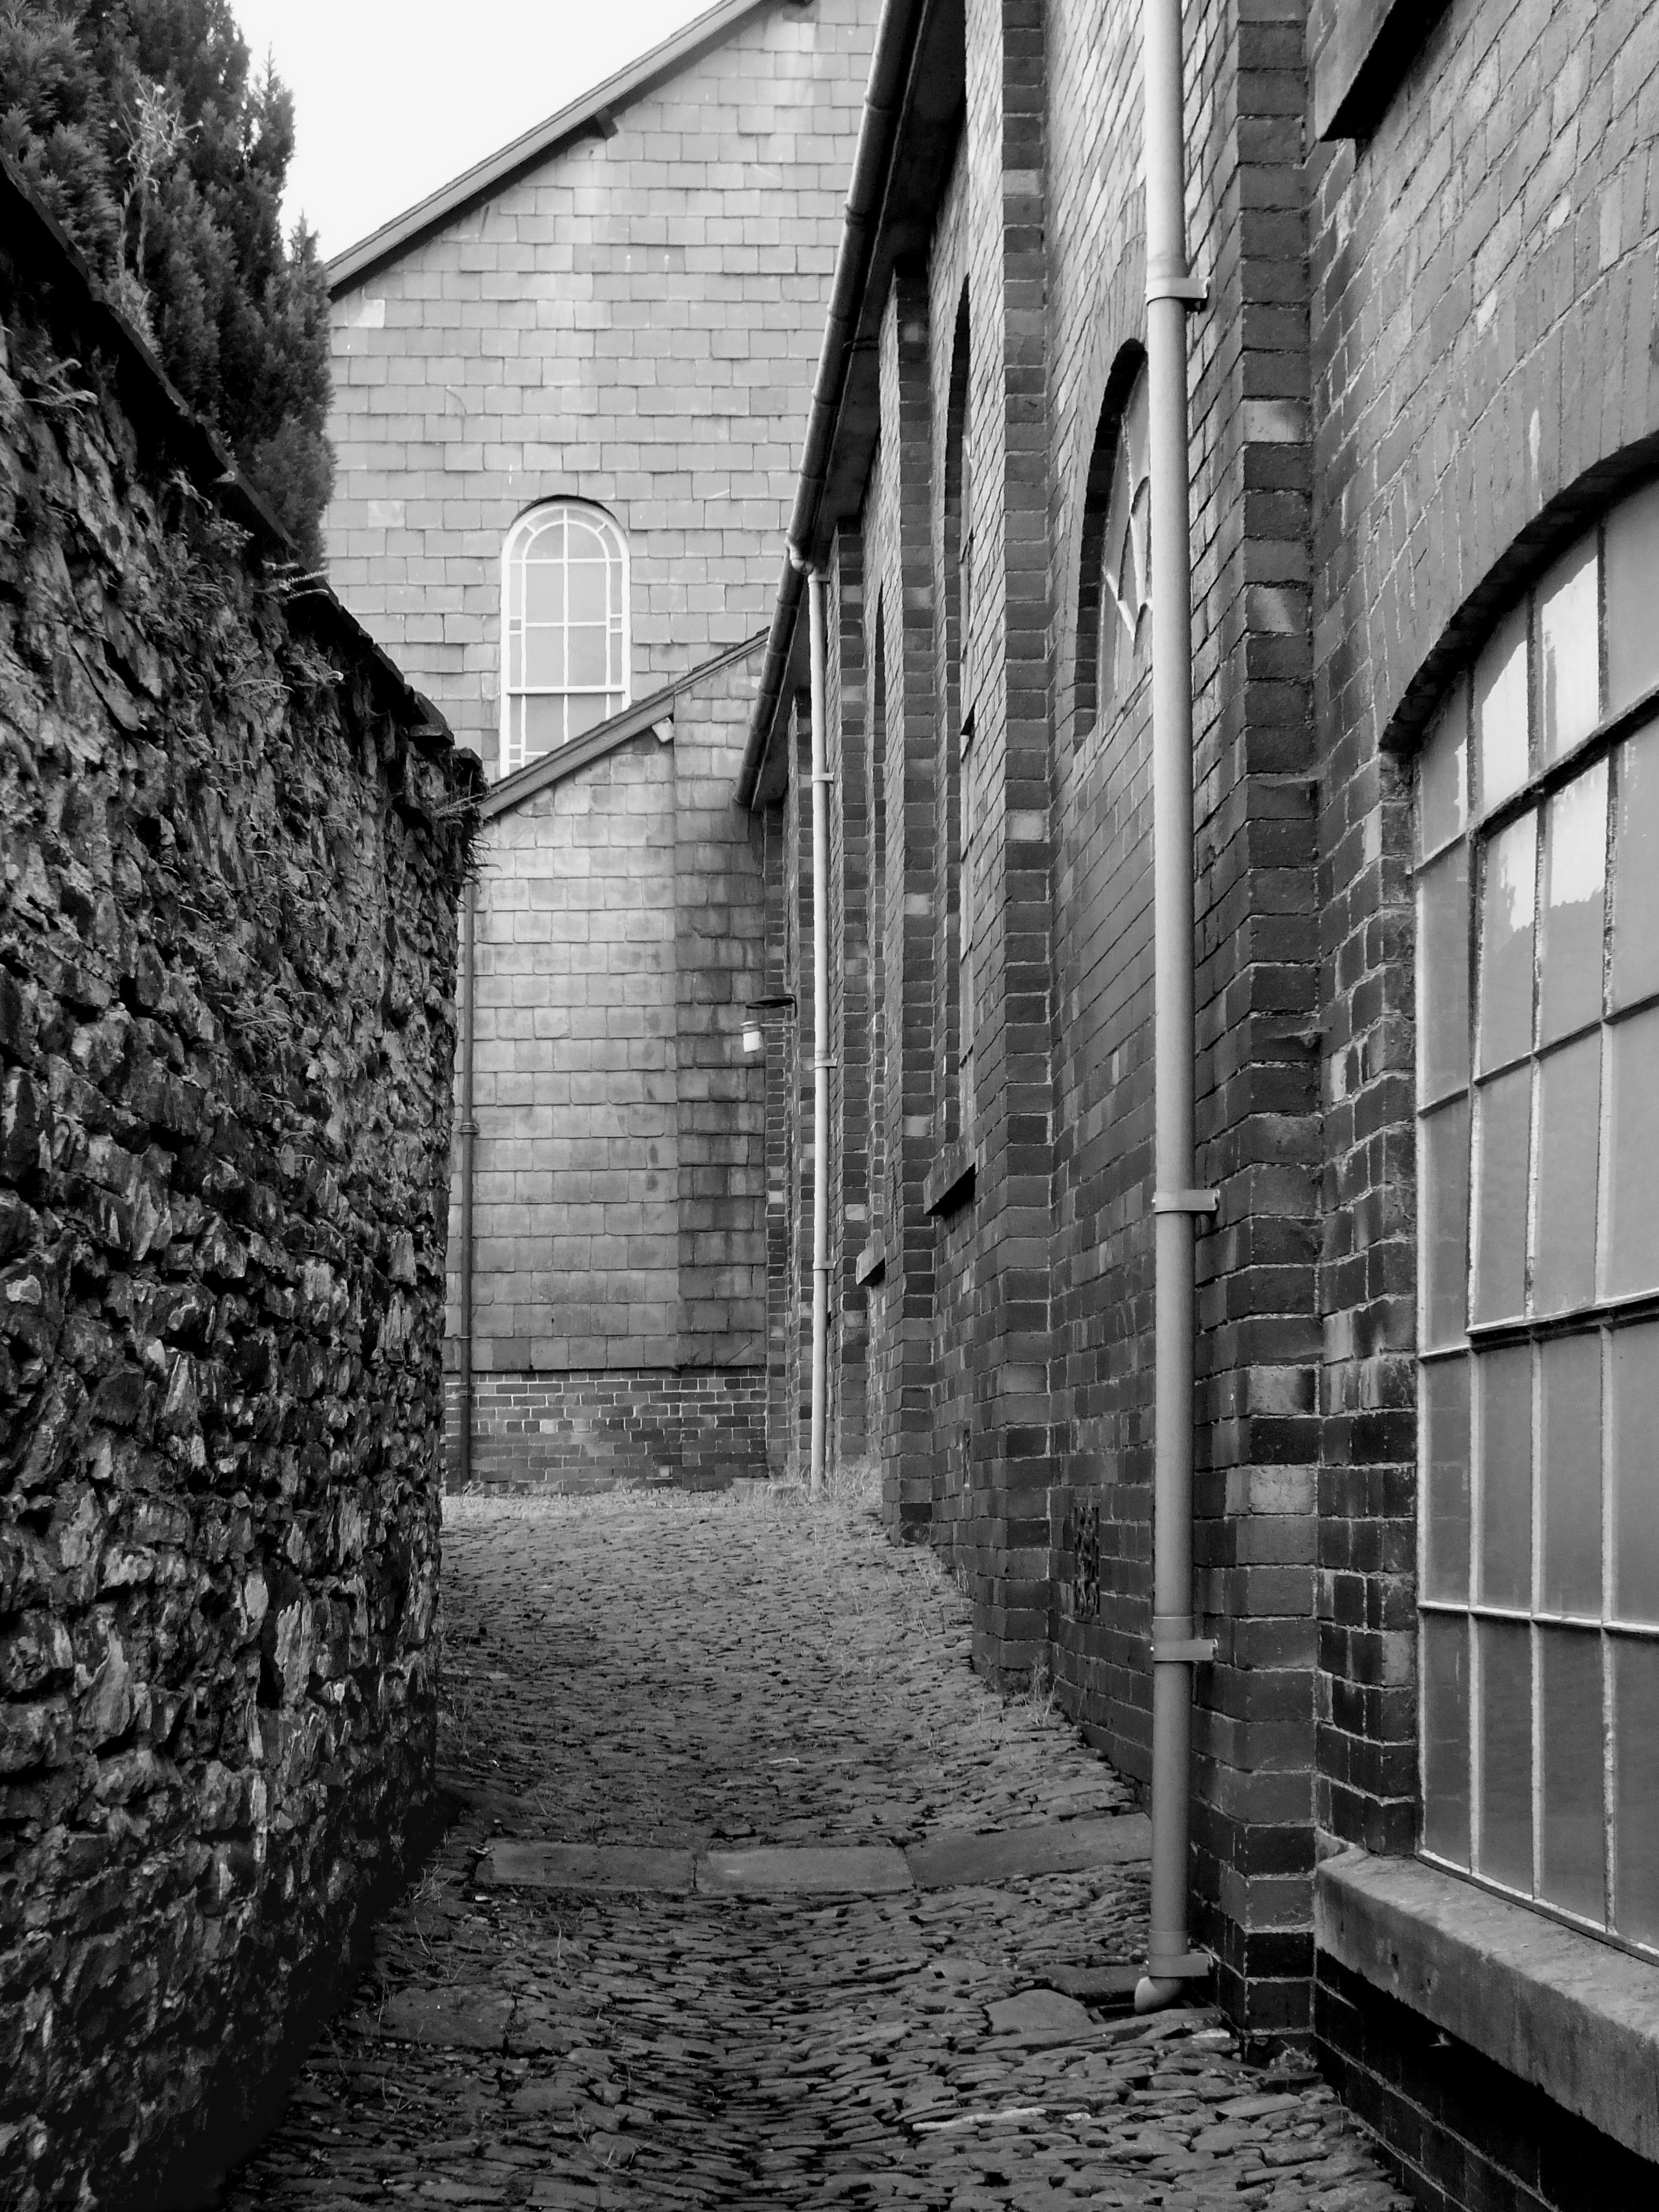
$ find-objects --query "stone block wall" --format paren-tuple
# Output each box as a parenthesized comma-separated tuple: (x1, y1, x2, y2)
(0, 180, 475, 2207)
(444, 651, 768, 1487)
(326, 0, 876, 780)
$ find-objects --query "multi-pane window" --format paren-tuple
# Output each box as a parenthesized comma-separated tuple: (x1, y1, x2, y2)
(500, 503, 628, 776)
(1416, 477, 1659, 1955)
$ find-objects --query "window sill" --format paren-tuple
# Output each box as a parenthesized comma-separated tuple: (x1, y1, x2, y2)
(923, 1141, 976, 1220)
(854, 1236, 886, 1287)
(1310, 0, 1449, 142)
(1315, 1847, 1659, 2163)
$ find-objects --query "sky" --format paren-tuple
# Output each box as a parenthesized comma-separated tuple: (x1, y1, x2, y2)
(229, 0, 715, 260)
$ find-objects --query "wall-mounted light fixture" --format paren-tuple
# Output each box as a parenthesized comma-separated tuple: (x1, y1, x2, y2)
(741, 992, 796, 1055)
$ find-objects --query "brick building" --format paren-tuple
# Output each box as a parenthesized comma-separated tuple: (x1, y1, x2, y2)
(746, 0, 1659, 2202)
(323, 0, 872, 1486)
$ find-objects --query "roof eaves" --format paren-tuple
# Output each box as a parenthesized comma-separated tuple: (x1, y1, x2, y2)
(328, 0, 788, 295)
(481, 631, 768, 820)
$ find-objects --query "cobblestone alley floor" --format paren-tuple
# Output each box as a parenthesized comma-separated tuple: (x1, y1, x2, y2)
(219, 1487, 1409, 2212)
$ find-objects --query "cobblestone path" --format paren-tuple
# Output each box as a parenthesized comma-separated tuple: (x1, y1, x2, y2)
(220, 1490, 1407, 2211)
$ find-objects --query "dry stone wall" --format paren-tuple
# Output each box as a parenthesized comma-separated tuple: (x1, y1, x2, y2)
(0, 179, 478, 2208)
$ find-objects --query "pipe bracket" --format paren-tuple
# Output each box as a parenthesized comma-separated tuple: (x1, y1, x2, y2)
(1152, 1188, 1219, 1215)
(1146, 272, 1209, 310)
(1151, 1638, 1218, 1664)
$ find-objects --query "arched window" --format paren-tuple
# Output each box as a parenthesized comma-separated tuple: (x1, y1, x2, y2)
(1415, 474, 1659, 1957)
(1076, 358, 1151, 734)
(500, 503, 629, 776)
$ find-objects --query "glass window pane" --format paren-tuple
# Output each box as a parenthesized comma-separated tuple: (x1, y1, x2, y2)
(522, 695, 565, 760)
(1422, 1614, 1471, 1866)
(524, 559, 562, 623)
(1539, 1627, 1606, 1923)
(1540, 1332, 1603, 1617)
(1539, 760, 1608, 1045)
(1607, 480, 1659, 719)
(506, 625, 523, 690)
(509, 559, 525, 621)
(524, 627, 565, 688)
(1477, 813, 1538, 1071)
(1611, 1319, 1659, 1625)
(1533, 1034, 1601, 1314)
(567, 560, 608, 623)
(1605, 1004, 1659, 1298)
(1476, 1619, 1533, 1892)
(1419, 680, 1469, 862)
(609, 634, 625, 688)
(567, 694, 609, 740)
(568, 626, 608, 687)
(1477, 1344, 1532, 1609)
(1422, 1356, 1471, 1602)
(1418, 846, 1470, 1105)
(1610, 719, 1659, 1013)
(1421, 1096, 1471, 1349)
(1539, 533, 1600, 764)
(1613, 1635, 1659, 1944)
(1472, 1068, 1530, 1324)
(505, 694, 523, 775)
(1475, 602, 1530, 816)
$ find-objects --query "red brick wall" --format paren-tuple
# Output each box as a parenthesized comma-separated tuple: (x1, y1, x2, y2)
(446, 1366, 765, 1491)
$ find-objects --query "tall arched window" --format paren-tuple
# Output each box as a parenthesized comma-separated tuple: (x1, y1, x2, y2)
(1076, 357, 1151, 735)
(500, 503, 629, 776)
(943, 291, 974, 1136)
(1416, 474, 1659, 1957)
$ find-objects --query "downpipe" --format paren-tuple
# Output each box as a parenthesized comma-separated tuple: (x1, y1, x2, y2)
(1136, 0, 1217, 2016)
(806, 565, 832, 1499)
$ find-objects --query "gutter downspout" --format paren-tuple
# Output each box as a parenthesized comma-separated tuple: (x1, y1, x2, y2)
(805, 564, 831, 1499)
(1136, 0, 1218, 2015)
(457, 877, 477, 1490)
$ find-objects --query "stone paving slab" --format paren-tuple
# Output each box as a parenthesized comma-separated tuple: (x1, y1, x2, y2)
(697, 1842, 914, 1894)
(480, 1842, 695, 1893)
(907, 1812, 1151, 1889)
(983, 1989, 1097, 2044)
(217, 1487, 1412, 2212)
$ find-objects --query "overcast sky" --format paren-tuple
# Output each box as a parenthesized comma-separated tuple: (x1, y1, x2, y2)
(230, 0, 714, 260)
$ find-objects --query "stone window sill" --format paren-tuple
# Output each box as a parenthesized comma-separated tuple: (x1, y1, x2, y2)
(1314, 1846, 1659, 2164)
(1311, 0, 1450, 142)
(923, 1140, 975, 1220)
(854, 1235, 886, 1287)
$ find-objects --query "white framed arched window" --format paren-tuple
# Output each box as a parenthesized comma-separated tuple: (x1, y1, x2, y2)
(1096, 366, 1151, 705)
(500, 503, 629, 775)
(1075, 357, 1151, 738)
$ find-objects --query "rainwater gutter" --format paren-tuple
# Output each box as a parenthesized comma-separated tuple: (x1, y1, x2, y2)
(457, 878, 477, 1490)
(1136, 0, 1218, 2014)
(736, 0, 926, 809)
(805, 563, 832, 1499)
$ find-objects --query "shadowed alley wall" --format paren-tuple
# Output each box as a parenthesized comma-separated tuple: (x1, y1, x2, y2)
(0, 171, 477, 2209)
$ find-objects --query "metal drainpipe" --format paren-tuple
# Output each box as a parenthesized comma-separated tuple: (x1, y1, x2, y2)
(806, 564, 832, 1501)
(457, 875, 477, 1491)
(1137, 0, 1218, 2015)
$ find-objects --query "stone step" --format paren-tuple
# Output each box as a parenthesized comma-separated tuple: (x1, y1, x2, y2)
(476, 1812, 1152, 1897)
